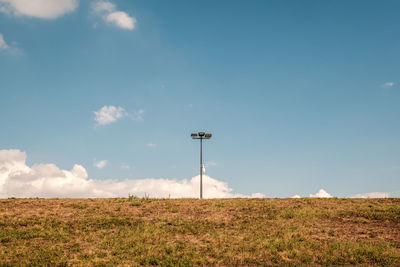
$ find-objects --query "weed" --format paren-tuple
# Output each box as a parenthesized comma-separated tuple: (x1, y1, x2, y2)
(70, 204, 88, 210)
(128, 194, 138, 201)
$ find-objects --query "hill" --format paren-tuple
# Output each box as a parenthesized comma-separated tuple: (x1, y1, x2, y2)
(0, 198, 399, 266)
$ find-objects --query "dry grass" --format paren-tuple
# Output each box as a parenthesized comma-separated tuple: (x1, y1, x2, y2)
(0, 197, 399, 266)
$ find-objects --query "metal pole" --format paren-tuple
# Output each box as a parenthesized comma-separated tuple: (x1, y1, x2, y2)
(200, 137, 203, 199)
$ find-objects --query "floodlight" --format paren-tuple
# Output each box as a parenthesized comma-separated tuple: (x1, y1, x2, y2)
(190, 131, 212, 199)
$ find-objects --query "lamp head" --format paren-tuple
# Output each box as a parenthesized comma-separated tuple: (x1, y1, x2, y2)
(198, 132, 205, 137)
(191, 133, 198, 139)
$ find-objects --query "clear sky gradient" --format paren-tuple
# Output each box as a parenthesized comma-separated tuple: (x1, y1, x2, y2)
(1, 0, 399, 197)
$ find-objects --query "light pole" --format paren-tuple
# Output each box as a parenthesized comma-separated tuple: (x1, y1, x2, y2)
(191, 132, 212, 199)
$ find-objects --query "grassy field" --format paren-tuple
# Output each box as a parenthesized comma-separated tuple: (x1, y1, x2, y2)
(0, 198, 399, 266)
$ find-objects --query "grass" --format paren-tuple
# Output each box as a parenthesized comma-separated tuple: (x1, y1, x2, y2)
(0, 198, 399, 266)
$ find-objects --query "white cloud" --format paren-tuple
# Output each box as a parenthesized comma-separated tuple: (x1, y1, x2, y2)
(199, 161, 217, 174)
(206, 161, 217, 167)
(0, 149, 264, 198)
(382, 82, 394, 88)
(91, 0, 114, 13)
(93, 106, 143, 126)
(92, 1, 136, 30)
(147, 143, 156, 148)
(0, 0, 78, 19)
(0, 33, 21, 55)
(202, 161, 217, 174)
(131, 109, 144, 121)
(309, 189, 333, 198)
(0, 33, 9, 50)
(250, 193, 265, 198)
(121, 163, 130, 169)
(291, 190, 391, 199)
(351, 192, 390, 198)
(94, 105, 127, 126)
(106, 11, 135, 30)
(94, 160, 107, 169)
(201, 164, 206, 173)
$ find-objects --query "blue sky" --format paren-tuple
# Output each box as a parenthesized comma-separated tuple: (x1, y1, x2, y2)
(0, 0, 399, 198)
